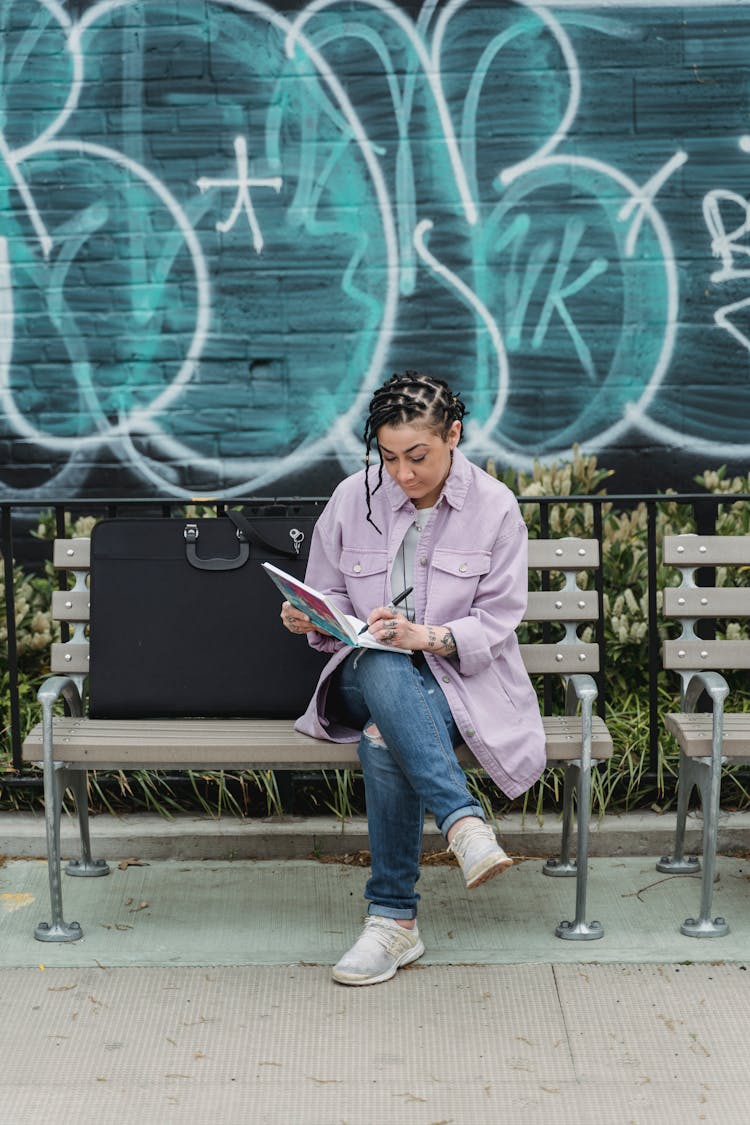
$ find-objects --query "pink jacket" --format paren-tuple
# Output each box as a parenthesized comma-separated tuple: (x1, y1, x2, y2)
(294, 448, 546, 799)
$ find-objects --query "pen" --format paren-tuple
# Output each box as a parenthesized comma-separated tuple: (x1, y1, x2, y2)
(358, 586, 414, 635)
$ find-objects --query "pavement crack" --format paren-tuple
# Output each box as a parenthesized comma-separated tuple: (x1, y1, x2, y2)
(551, 965, 579, 1079)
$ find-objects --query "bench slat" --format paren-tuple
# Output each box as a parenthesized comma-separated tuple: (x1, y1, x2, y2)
(50, 591, 601, 629)
(520, 643, 599, 674)
(54, 537, 601, 575)
(527, 538, 599, 568)
(664, 535, 750, 567)
(49, 640, 602, 676)
(51, 591, 91, 620)
(53, 537, 91, 568)
(664, 712, 750, 757)
(662, 639, 750, 670)
(525, 590, 597, 621)
(22, 715, 612, 769)
(50, 642, 90, 674)
(663, 587, 750, 617)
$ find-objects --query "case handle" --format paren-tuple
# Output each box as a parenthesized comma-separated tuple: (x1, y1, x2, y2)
(183, 524, 250, 571)
(223, 510, 299, 559)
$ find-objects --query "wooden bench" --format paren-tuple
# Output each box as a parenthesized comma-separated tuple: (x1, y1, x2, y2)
(657, 533, 750, 936)
(22, 535, 613, 944)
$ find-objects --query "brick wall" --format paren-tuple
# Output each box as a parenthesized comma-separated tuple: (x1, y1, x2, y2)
(1, 0, 749, 499)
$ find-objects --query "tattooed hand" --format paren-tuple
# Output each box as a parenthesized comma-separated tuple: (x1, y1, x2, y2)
(424, 624, 457, 656)
(280, 601, 323, 635)
(366, 606, 412, 648)
(365, 608, 457, 656)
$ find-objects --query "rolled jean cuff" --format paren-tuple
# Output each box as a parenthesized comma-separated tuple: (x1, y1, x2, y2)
(367, 903, 417, 921)
(439, 804, 486, 839)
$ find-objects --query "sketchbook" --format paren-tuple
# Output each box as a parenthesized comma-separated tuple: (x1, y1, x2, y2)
(262, 562, 412, 654)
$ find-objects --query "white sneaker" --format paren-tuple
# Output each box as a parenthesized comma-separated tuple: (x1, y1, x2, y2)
(332, 917, 425, 986)
(448, 820, 513, 889)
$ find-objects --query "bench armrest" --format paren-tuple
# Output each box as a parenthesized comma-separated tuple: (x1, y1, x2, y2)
(565, 672, 598, 715)
(562, 673, 599, 770)
(683, 670, 729, 715)
(682, 671, 730, 770)
(37, 675, 83, 718)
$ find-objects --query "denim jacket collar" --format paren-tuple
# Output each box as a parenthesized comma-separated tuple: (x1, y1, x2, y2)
(382, 447, 473, 514)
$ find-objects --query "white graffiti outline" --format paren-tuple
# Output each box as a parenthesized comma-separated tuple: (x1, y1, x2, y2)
(413, 218, 510, 447)
(196, 134, 283, 253)
(451, 0, 582, 189)
(704, 190, 750, 282)
(0, 138, 211, 449)
(546, 0, 746, 7)
(102, 0, 396, 482)
(4, 0, 749, 493)
(703, 185, 750, 357)
(619, 150, 688, 258)
(1, 0, 400, 493)
(285, 0, 479, 225)
(631, 410, 750, 457)
(492, 151, 681, 453)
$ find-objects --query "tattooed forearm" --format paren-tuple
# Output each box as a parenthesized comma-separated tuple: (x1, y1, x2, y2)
(439, 629, 457, 655)
(424, 625, 457, 655)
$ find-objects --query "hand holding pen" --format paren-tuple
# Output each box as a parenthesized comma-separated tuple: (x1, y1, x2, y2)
(358, 586, 413, 636)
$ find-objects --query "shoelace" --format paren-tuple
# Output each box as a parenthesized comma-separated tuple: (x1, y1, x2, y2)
(448, 822, 494, 861)
(361, 918, 415, 954)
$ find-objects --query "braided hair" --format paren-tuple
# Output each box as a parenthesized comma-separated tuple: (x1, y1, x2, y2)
(362, 371, 468, 532)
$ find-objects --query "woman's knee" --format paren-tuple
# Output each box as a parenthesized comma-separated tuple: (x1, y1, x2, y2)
(358, 726, 401, 781)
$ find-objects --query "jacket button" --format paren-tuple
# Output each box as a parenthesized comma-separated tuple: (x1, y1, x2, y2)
(420, 557, 427, 567)
(466, 728, 475, 738)
(459, 563, 468, 572)
(353, 564, 362, 573)
(442, 675, 450, 684)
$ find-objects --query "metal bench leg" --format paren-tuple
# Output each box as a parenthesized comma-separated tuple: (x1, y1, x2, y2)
(34, 683, 85, 943)
(548, 683, 604, 940)
(64, 771, 110, 879)
(554, 757, 603, 941)
(35, 763, 83, 943)
(656, 751, 700, 875)
(544, 763, 577, 877)
(678, 759, 728, 938)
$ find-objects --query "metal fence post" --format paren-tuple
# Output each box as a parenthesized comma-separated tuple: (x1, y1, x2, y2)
(1, 504, 22, 771)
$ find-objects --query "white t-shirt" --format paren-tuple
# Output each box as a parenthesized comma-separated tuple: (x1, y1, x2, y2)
(391, 506, 434, 620)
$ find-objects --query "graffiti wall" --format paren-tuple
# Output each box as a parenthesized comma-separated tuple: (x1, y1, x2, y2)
(1, 0, 749, 499)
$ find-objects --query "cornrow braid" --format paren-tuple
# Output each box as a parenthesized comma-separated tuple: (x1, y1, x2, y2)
(362, 371, 468, 532)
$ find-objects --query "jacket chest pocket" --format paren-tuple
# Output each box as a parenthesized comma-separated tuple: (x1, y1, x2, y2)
(340, 548, 389, 617)
(429, 548, 491, 616)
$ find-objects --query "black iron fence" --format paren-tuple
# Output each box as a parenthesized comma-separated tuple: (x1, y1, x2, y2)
(2, 492, 749, 797)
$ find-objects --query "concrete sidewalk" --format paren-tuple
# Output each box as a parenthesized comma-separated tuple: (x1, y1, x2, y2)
(1, 810, 750, 1122)
(4, 806, 750, 862)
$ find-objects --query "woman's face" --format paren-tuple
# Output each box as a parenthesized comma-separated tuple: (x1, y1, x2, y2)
(376, 420, 461, 509)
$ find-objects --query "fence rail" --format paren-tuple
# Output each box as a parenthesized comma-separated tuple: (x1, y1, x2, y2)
(2, 492, 749, 798)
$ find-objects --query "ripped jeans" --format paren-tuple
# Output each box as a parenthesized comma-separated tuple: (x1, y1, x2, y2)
(328, 649, 484, 919)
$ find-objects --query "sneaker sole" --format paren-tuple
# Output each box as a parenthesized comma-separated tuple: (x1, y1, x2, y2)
(465, 854, 513, 889)
(331, 938, 425, 986)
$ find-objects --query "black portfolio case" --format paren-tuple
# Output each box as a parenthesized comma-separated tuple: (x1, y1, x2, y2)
(88, 508, 327, 719)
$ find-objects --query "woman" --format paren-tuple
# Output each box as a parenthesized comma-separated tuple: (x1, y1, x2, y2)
(281, 371, 545, 986)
